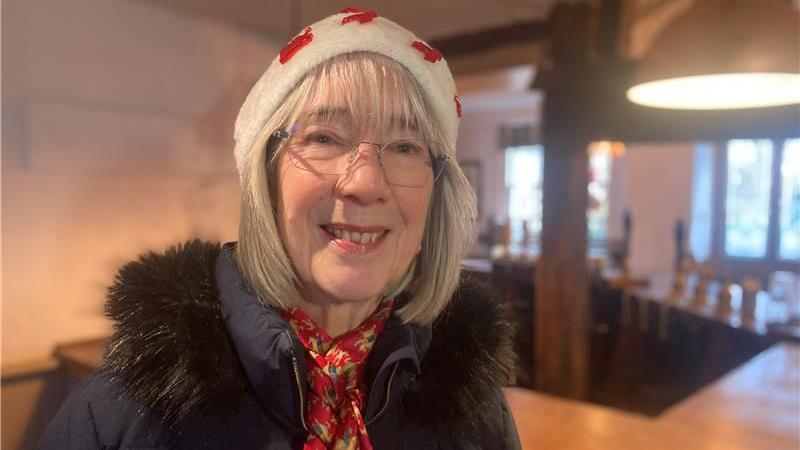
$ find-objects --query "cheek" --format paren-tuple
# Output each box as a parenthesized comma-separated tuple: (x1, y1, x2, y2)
(277, 158, 328, 246)
(396, 187, 433, 247)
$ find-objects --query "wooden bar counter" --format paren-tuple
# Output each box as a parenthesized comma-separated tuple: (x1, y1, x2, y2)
(663, 342, 799, 448)
(54, 338, 799, 449)
(627, 273, 800, 342)
(504, 342, 799, 450)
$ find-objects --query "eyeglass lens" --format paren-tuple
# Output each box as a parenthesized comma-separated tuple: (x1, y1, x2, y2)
(283, 123, 445, 187)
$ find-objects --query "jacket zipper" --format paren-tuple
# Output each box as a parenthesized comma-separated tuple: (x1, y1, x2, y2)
(365, 361, 400, 427)
(289, 350, 308, 432)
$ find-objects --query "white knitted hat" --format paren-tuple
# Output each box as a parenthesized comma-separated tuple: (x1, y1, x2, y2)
(233, 7, 461, 181)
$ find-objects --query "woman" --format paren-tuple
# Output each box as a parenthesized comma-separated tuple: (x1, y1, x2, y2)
(38, 8, 520, 450)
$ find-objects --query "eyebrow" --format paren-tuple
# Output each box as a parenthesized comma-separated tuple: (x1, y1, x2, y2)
(305, 107, 420, 132)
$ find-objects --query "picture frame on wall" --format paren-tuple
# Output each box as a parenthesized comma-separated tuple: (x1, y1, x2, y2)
(459, 159, 482, 219)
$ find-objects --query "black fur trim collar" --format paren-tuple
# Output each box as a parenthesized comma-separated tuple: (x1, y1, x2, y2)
(102, 240, 514, 429)
(407, 276, 516, 432)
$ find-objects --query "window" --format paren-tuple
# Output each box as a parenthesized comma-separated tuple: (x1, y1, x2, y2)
(587, 142, 615, 241)
(720, 138, 800, 263)
(723, 139, 773, 258)
(505, 145, 544, 245)
(692, 137, 800, 283)
(779, 139, 800, 260)
(504, 142, 615, 245)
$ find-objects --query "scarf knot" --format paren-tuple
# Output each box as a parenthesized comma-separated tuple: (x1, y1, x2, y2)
(282, 299, 394, 450)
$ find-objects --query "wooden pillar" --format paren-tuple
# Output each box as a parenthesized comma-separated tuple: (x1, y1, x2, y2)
(534, 2, 607, 399)
(536, 108, 590, 398)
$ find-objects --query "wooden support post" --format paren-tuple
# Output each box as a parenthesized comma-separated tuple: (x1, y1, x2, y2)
(536, 106, 591, 398)
(534, 1, 609, 399)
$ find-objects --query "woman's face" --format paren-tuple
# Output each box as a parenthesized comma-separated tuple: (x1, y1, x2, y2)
(276, 108, 433, 305)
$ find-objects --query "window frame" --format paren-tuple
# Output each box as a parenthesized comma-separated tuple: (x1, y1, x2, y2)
(711, 138, 799, 283)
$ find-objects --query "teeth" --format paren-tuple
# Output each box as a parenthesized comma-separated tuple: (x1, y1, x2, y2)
(326, 226, 385, 245)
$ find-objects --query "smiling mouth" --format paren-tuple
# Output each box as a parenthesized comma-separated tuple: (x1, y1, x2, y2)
(320, 224, 389, 251)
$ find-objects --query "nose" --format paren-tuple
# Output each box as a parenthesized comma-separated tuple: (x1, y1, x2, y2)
(335, 143, 390, 205)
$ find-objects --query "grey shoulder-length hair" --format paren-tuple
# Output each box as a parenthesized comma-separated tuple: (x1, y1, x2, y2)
(236, 52, 476, 325)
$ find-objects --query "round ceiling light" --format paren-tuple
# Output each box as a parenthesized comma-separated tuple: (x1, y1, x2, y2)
(627, 73, 800, 110)
(628, 0, 799, 110)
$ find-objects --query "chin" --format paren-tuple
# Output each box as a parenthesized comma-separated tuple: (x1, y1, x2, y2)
(315, 275, 388, 304)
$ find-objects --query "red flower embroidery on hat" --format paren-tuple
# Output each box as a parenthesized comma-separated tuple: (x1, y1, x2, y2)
(454, 95, 462, 118)
(340, 6, 365, 13)
(411, 40, 442, 63)
(342, 10, 378, 24)
(279, 27, 313, 64)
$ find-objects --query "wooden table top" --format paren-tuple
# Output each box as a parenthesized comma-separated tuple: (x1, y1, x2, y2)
(504, 342, 800, 450)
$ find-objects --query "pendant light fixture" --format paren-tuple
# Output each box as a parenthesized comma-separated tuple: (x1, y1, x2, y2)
(627, 0, 800, 110)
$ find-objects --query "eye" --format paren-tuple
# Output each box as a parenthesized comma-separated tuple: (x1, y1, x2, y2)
(397, 143, 414, 153)
(309, 132, 334, 144)
(302, 127, 348, 146)
(388, 140, 424, 155)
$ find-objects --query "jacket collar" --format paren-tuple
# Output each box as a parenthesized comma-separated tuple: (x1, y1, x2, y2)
(214, 242, 306, 435)
(102, 240, 513, 432)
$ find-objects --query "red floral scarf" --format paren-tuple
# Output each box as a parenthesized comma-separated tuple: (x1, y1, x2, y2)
(281, 298, 394, 450)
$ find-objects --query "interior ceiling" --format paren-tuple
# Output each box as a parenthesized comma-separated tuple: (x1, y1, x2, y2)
(133, 0, 558, 41)
(129, 0, 720, 111)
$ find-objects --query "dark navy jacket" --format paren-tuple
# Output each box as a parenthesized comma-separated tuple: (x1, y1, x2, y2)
(37, 241, 520, 449)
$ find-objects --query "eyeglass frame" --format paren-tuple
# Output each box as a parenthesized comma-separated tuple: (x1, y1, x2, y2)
(271, 123, 450, 187)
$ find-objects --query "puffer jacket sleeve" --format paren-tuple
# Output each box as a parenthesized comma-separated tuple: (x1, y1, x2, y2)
(36, 377, 101, 450)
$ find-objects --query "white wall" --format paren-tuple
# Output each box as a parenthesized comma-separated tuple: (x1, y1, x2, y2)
(620, 142, 696, 274)
(2, 0, 282, 364)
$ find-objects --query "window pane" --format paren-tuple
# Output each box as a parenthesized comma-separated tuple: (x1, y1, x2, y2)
(724, 139, 773, 258)
(505, 145, 544, 244)
(587, 142, 616, 241)
(779, 139, 800, 261)
(690, 143, 714, 261)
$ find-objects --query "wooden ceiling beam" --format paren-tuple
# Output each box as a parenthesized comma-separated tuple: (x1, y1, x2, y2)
(445, 42, 547, 75)
(428, 19, 548, 60)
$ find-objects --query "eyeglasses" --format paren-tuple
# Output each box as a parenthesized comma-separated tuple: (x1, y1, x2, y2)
(273, 123, 449, 188)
